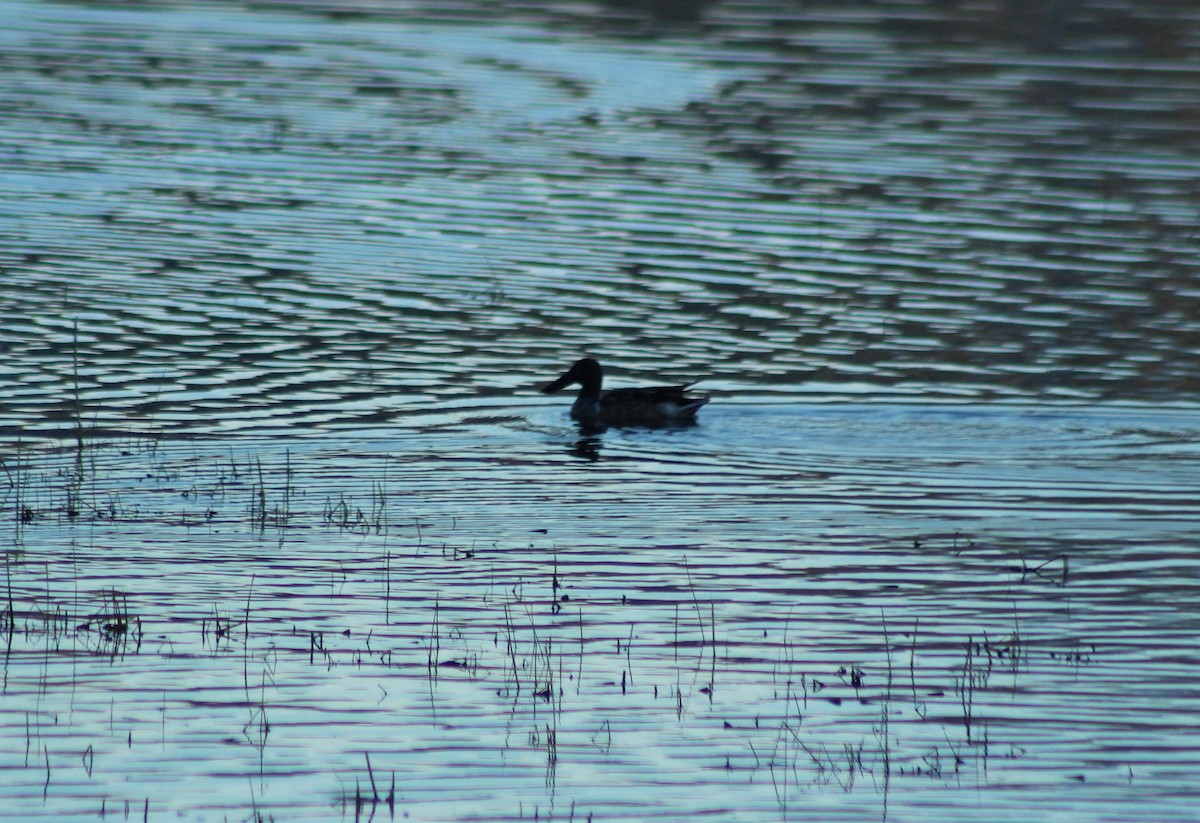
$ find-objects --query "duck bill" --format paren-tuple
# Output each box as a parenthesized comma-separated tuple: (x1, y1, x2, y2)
(541, 373, 574, 394)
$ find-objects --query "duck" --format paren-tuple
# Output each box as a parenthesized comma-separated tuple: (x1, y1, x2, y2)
(541, 358, 710, 427)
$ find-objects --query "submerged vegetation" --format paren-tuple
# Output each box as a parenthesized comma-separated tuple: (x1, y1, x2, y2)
(0, 433, 1138, 821)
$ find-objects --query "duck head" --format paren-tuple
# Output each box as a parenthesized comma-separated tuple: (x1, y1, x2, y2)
(541, 357, 603, 396)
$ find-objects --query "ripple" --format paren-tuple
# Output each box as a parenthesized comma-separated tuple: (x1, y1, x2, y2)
(3, 0, 1200, 819)
(3, 0, 1200, 434)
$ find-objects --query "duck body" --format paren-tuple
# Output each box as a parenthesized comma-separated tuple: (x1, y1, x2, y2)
(542, 358, 709, 427)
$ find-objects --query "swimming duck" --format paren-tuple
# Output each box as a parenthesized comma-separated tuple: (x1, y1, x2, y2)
(541, 358, 710, 427)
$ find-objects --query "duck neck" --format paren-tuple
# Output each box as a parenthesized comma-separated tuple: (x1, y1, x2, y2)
(576, 377, 601, 402)
(571, 373, 602, 419)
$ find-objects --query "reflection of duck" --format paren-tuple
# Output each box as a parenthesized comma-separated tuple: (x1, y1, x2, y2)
(542, 358, 709, 427)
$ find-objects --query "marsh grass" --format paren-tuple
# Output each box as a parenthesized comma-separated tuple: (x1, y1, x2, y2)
(0, 437, 1123, 821)
(1018, 551, 1069, 587)
(0, 572, 141, 658)
(245, 453, 299, 530)
(0, 438, 405, 536)
(0, 532, 1087, 823)
(758, 606, 1038, 817)
(2, 441, 34, 530)
(78, 588, 142, 655)
(201, 606, 238, 647)
(341, 751, 395, 820)
(71, 319, 84, 475)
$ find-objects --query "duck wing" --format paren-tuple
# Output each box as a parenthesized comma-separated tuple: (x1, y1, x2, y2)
(597, 383, 710, 425)
(600, 384, 696, 403)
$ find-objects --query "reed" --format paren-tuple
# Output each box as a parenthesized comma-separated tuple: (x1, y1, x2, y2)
(3, 548, 13, 640)
(383, 550, 392, 623)
(502, 597, 521, 694)
(71, 319, 84, 473)
(250, 457, 267, 529)
(955, 635, 990, 745)
(3, 440, 31, 529)
(1018, 550, 1069, 587)
(344, 752, 393, 819)
(909, 617, 926, 719)
(75, 588, 142, 657)
(281, 449, 291, 527)
(370, 475, 387, 533)
(363, 751, 379, 802)
(201, 605, 235, 646)
(878, 610, 893, 817)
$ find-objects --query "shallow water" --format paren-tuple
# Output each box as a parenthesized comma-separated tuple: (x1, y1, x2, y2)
(4, 406, 1199, 821)
(2, 0, 1199, 820)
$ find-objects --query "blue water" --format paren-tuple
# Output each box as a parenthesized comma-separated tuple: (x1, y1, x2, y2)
(2, 0, 1199, 820)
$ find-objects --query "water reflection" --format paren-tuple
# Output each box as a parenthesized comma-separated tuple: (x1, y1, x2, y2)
(570, 432, 603, 460)
(2, 0, 1200, 819)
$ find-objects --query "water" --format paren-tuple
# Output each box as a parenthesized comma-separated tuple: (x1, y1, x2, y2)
(1, 0, 1199, 820)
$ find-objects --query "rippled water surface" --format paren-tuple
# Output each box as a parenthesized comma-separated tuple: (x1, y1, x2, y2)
(2, 0, 1199, 820)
